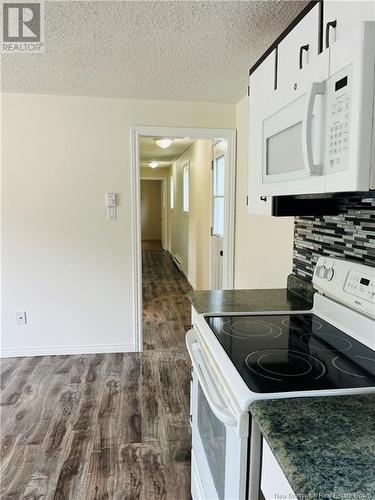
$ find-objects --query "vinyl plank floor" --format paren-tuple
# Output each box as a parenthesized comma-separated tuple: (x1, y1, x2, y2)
(0, 250, 192, 499)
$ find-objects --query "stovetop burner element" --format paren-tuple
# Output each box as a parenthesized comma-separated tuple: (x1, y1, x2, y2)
(299, 333, 353, 352)
(206, 314, 375, 393)
(245, 348, 327, 382)
(281, 317, 322, 331)
(221, 319, 283, 339)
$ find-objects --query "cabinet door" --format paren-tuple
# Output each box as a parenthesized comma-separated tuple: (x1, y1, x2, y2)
(261, 438, 295, 500)
(248, 50, 276, 215)
(324, 1, 375, 49)
(278, 2, 321, 92)
(250, 49, 276, 97)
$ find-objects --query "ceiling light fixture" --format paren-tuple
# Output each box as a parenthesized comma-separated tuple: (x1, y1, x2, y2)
(149, 161, 159, 168)
(155, 138, 174, 149)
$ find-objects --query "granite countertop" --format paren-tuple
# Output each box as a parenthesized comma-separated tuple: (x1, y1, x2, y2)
(188, 288, 312, 315)
(250, 395, 375, 500)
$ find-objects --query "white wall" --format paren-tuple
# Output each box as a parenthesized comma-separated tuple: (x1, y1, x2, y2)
(1, 92, 294, 357)
(169, 140, 212, 290)
(140, 180, 162, 240)
(234, 96, 294, 289)
(1, 93, 235, 356)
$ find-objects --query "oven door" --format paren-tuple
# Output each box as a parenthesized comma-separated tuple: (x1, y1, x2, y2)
(259, 51, 329, 196)
(186, 329, 249, 500)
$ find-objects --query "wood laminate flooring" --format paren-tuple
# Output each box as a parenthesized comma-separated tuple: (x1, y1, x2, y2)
(0, 250, 192, 500)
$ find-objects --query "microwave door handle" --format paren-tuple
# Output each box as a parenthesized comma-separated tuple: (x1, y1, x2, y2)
(302, 82, 325, 176)
(186, 329, 237, 427)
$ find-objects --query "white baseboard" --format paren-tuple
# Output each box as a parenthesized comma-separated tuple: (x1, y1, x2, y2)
(186, 273, 198, 291)
(179, 262, 198, 290)
(169, 250, 198, 290)
(0, 343, 136, 358)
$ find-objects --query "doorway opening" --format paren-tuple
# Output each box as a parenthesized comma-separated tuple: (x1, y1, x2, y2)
(141, 179, 166, 251)
(131, 126, 236, 351)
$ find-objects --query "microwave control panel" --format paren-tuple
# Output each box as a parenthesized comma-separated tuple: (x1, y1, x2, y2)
(325, 65, 352, 174)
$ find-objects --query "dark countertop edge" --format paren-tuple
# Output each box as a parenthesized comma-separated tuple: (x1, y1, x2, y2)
(188, 287, 313, 315)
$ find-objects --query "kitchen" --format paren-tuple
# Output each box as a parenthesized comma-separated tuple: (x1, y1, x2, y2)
(187, 1, 375, 499)
(1, 1, 374, 499)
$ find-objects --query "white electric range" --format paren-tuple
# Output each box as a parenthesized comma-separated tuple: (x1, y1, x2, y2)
(186, 257, 375, 500)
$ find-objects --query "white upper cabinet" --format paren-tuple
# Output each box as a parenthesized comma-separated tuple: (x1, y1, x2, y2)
(249, 49, 276, 98)
(277, 3, 321, 92)
(324, 1, 375, 49)
(248, 50, 276, 215)
(247, 0, 375, 213)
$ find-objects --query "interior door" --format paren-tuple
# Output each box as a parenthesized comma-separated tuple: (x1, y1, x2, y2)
(211, 141, 226, 290)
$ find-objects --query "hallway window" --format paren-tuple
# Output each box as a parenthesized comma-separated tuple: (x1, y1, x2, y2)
(183, 161, 190, 213)
(213, 154, 224, 237)
(170, 176, 175, 210)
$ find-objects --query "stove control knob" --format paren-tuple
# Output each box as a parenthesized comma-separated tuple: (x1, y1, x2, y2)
(316, 265, 326, 278)
(325, 267, 334, 281)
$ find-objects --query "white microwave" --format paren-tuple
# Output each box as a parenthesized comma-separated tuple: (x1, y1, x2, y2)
(258, 22, 375, 197)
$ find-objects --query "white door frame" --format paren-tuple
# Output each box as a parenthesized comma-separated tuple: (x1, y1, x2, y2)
(140, 177, 168, 250)
(131, 125, 237, 351)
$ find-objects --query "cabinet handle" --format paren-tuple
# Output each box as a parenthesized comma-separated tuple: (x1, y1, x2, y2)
(260, 196, 267, 202)
(299, 44, 309, 70)
(219, 250, 223, 257)
(325, 20, 337, 49)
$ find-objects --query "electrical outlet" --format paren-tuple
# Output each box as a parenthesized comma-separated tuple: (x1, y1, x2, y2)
(16, 311, 27, 325)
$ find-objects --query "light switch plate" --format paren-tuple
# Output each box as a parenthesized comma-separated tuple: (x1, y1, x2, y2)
(107, 206, 117, 221)
(105, 193, 116, 207)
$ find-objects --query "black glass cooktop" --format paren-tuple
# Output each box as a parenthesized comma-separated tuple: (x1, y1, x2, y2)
(206, 314, 375, 393)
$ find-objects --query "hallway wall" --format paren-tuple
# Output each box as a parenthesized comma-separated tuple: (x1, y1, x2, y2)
(1, 93, 235, 356)
(234, 96, 294, 288)
(141, 180, 162, 240)
(2, 91, 296, 358)
(169, 139, 212, 290)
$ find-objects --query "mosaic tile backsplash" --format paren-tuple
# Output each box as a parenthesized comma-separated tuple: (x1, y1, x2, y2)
(293, 196, 375, 281)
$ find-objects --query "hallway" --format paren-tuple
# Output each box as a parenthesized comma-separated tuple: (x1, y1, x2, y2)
(0, 251, 192, 500)
(143, 249, 192, 351)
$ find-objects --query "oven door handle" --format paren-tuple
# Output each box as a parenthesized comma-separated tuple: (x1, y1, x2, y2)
(186, 329, 237, 427)
(302, 81, 325, 176)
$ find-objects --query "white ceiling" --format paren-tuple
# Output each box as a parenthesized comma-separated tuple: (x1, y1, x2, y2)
(140, 136, 196, 168)
(1, 0, 309, 103)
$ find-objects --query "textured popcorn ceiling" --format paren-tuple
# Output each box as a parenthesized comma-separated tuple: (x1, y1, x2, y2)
(1, 0, 308, 102)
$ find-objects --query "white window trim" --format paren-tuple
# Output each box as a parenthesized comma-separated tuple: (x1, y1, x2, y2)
(170, 176, 175, 211)
(212, 153, 225, 238)
(182, 161, 190, 214)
